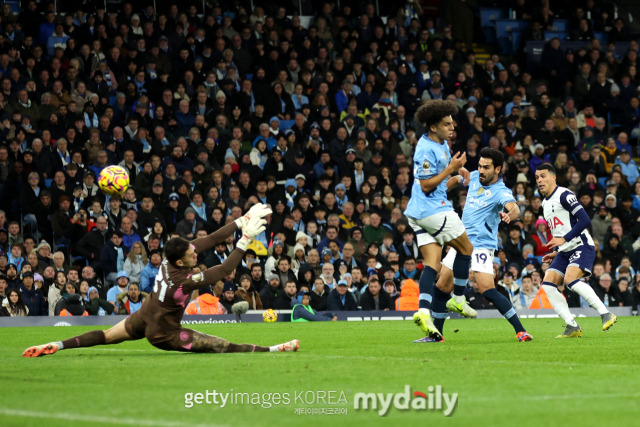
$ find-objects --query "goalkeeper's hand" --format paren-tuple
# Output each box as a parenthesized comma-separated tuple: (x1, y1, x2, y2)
(234, 203, 272, 229)
(236, 216, 267, 251)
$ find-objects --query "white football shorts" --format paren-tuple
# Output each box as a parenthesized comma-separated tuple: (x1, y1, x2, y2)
(442, 247, 495, 275)
(407, 211, 466, 247)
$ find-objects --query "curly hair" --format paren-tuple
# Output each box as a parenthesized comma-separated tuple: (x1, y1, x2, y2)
(414, 100, 458, 130)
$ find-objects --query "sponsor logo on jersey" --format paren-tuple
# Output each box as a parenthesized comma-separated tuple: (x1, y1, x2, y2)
(548, 217, 564, 229)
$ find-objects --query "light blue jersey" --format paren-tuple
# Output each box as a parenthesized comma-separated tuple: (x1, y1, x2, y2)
(462, 171, 516, 250)
(405, 134, 453, 219)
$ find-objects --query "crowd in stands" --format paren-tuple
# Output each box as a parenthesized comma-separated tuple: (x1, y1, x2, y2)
(1, 0, 640, 317)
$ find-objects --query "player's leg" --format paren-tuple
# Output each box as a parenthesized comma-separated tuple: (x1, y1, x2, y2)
(408, 215, 445, 341)
(438, 210, 473, 309)
(412, 242, 444, 340)
(430, 262, 453, 338)
(154, 329, 299, 353)
(476, 272, 531, 341)
(22, 318, 137, 357)
(564, 267, 617, 331)
(541, 258, 582, 337)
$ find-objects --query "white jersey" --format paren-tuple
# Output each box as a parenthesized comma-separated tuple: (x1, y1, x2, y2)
(541, 185, 594, 252)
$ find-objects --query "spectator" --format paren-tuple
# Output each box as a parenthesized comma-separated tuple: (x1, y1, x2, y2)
(117, 283, 148, 315)
(360, 277, 393, 311)
(236, 274, 263, 310)
(0, 289, 29, 317)
(19, 270, 47, 316)
(123, 241, 148, 285)
(140, 249, 162, 294)
(326, 279, 358, 311)
(259, 274, 282, 310)
(85, 286, 114, 316)
(107, 270, 130, 312)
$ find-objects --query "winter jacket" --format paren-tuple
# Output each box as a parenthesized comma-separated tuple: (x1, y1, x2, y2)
(20, 284, 47, 316)
(326, 289, 358, 311)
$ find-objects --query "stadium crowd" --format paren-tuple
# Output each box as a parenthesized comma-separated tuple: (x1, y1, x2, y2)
(1, 0, 640, 317)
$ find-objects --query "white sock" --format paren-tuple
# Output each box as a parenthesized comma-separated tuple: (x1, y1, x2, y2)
(269, 345, 280, 352)
(543, 285, 578, 327)
(55, 341, 64, 349)
(453, 295, 466, 304)
(570, 282, 609, 315)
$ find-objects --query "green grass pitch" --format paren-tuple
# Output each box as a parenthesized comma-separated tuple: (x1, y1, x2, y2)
(2, 317, 640, 427)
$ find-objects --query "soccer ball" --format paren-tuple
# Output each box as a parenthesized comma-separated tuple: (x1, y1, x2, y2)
(262, 309, 278, 323)
(98, 165, 130, 196)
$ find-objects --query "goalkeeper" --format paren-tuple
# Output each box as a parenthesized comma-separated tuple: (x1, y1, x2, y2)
(23, 204, 300, 357)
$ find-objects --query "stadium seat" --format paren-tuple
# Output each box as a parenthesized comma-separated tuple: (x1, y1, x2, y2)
(45, 178, 53, 188)
(278, 120, 295, 131)
(598, 177, 608, 187)
(594, 31, 608, 44)
(544, 31, 569, 41)
(550, 20, 568, 32)
(479, 8, 506, 44)
(479, 8, 506, 27)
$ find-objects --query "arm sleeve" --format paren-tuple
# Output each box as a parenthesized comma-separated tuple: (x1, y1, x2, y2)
(413, 146, 438, 180)
(559, 191, 591, 242)
(190, 222, 238, 254)
(181, 247, 245, 293)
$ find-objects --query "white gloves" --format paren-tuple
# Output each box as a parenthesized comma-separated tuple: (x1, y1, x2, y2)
(234, 203, 273, 230)
(236, 215, 267, 251)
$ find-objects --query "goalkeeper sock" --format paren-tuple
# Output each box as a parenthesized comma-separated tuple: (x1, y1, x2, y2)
(61, 330, 106, 349)
(483, 288, 525, 333)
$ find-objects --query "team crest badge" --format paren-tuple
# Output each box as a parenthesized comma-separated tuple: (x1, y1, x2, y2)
(188, 273, 205, 282)
(485, 189, 492, 197)
(477, 188, 484, 196)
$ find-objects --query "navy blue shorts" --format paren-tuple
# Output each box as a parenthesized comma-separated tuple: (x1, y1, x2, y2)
(547, 245, 596, 279)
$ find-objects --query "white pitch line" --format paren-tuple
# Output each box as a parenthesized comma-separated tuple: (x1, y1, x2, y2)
(0, 408, 228, 427)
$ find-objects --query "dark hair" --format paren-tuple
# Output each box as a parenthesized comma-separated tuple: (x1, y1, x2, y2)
(536, 163, 556, 175)
(5, 288, 28, 315)
(415, 100, 458, 130)
(479, 147, 505, 169)
(164, 237, 189, 266)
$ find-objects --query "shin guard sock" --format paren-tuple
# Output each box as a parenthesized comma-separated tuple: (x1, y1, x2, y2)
(483, 288, 525, 333)
(452, 253, 471, 303)
(419, 265, 437, 310)
(431, 286, 450, 333)
(569, 280, 609, 315)
(542, 282, 578, 327)
(61, 330, 106, 349)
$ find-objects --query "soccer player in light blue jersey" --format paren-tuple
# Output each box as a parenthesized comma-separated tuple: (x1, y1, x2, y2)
(405, 100, 474, 342)
(431, 148, 533, 342)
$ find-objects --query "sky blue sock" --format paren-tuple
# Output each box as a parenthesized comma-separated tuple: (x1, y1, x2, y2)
(483, 288, 525, 333)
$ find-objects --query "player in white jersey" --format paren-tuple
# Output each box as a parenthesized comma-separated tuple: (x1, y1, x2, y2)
(535, 163, 617, 338)
(429, 148, 533, 342)
(404, 100, 475, 342)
